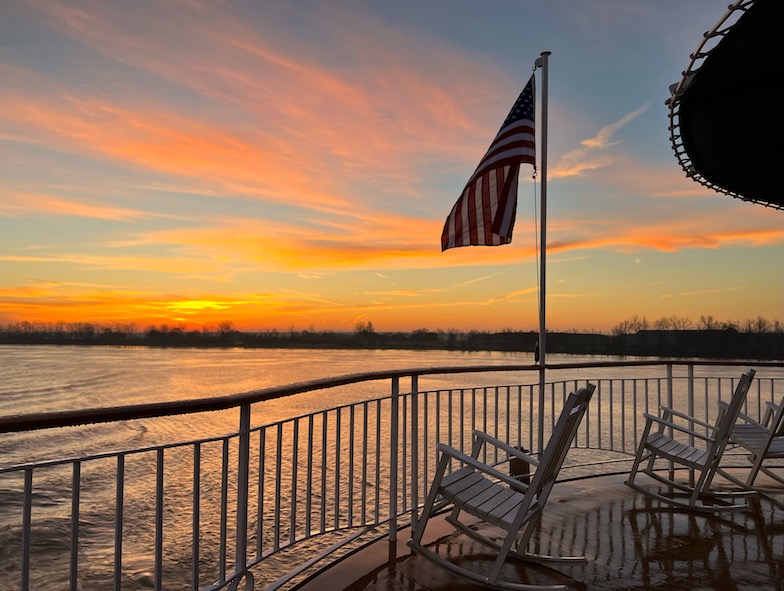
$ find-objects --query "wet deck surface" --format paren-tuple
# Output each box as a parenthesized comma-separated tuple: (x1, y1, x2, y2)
(297, 472, 784, 591)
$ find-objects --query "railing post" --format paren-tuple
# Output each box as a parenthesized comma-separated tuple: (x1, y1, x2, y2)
(389, 377, 399, 542)
(410, 375, 419, 531)
(235, 403, 251, 580)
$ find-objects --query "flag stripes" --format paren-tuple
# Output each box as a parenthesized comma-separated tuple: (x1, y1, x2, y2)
(441, 75, 535, 251)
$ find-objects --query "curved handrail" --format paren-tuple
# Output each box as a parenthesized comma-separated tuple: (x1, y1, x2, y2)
(1, 358, 779, 433)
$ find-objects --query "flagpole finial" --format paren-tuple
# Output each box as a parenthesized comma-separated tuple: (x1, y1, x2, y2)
(534, 51, 551, 69)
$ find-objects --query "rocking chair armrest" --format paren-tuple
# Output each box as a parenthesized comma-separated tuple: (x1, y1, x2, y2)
(470, 430, 540, 467)
(435, 442, 530, 492)
(657, 406, 715, 431)
(642, 412, 715, 443)
(731, 407, 765, 427)
(763, 401, 784, 430)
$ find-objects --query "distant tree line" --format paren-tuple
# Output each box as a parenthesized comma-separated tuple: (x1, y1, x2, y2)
(1, 316, 782, 359)
(611, 314, 783, 335)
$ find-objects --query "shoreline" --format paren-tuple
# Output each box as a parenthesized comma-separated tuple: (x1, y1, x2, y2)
(2, 328, 784, 361)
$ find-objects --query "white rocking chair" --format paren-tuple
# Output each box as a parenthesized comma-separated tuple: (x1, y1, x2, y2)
(625, 369, 756, 512)
(407, 384, 595, 590)
(722, 388, 784, 491)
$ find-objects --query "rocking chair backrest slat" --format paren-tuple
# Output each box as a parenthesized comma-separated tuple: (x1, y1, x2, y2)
(531, 386, 593, 491)
(714, 370, 756, 453)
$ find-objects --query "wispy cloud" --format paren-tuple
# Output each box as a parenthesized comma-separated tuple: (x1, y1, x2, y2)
(679, 286, 746, 297)
(487, 287, 538, 303)
(5, 192, 160, 221)
(552, 103, 650, 179)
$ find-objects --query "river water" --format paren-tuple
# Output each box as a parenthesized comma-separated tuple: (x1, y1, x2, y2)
(0, 344, 541, 414)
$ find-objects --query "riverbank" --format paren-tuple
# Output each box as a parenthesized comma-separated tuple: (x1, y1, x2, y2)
(2, 328, 783, 360)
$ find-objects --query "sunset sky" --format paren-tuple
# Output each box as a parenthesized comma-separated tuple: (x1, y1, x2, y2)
(1, 0, 782, 334)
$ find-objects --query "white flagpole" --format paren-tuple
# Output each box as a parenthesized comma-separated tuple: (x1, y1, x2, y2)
(536, 51, 550, 454)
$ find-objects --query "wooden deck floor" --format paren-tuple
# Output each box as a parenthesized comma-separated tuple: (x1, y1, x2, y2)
(296, 472, 784, 591)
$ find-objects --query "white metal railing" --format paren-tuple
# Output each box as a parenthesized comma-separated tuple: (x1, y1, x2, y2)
(0, 360, 782, 591)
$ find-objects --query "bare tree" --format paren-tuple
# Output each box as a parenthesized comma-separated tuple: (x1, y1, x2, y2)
(671, 316, 693, 330)
(749, 316, 771, 333)
(652, 317, 672, 330)
(218, 320, 235, 335)
(698, 315, 720, 330)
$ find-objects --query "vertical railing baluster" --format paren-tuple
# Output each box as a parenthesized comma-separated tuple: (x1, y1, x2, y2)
(666, 364, 675, 484)
(21, 468, 32, 591)
(348, 405, 355, 526)
(334, 408, 341, 530)
(621, 380, 627, 453)
(274, 423, 283, 549)
(585, 380, 592, 449)
(444, 390, 449, 450)
(401, 391, 407, 513)
(549, 382, 556, 444)
(688, 365, 697, 487)
(458, 389, 464, 453)
(305, 416, 313, 537)
(423, 388, 429, 511)
(320, 411, 328, 533)
(434, 390, 441, 461)
(528, 384, 535, 453)
(70, 461, 81, 591)
(687, 365, 695, 442)
(256, 427, 266, 557)
(596, 379, 603, 453)
(505, 385, 511, 449)
(389, 377, 400, 541)
(192, 443, 201, 591)
(155, 448, 164, 590)
(411, 375, 419, 529)
(609, 380, 615, 451)
(482, 387, 488, 464)
(361, 402, 368, 525)
(291, 417, 299, 544)
(115, 454, 125, 591)
(752, 376, 761, 419)
(515, 386, 521, 450)
(219, 439, 229, 581)
(374, 400, 381, 524)
(471, 388, 477, 452)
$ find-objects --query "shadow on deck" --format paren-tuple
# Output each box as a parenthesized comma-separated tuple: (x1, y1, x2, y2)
(296, 472, 784, 591)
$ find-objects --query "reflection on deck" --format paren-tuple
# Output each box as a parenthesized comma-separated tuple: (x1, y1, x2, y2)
(300, 472, 784, 591)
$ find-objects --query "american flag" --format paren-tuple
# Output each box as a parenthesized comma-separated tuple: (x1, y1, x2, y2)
(441, 75, 536, 250)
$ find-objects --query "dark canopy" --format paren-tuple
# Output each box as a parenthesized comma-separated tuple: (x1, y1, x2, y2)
(667, 0, 783, 210)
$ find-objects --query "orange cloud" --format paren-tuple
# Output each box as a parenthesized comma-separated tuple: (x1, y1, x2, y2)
(18, 1, 495, 205)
